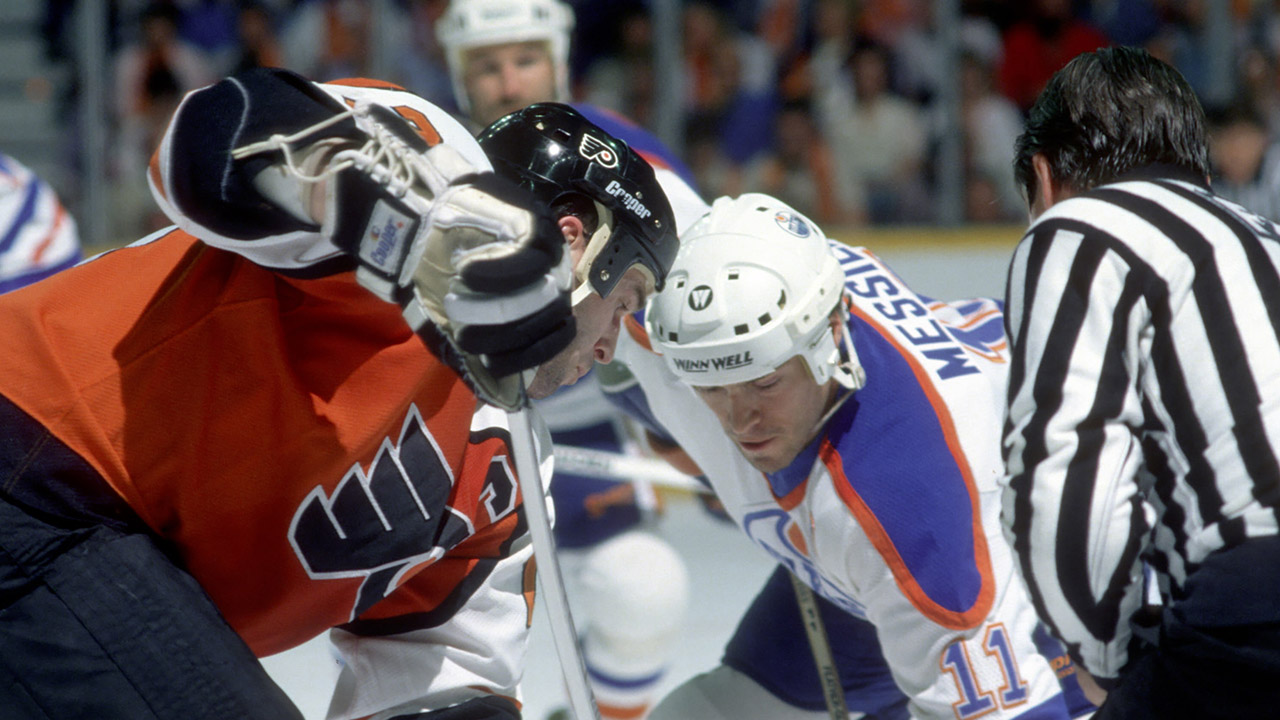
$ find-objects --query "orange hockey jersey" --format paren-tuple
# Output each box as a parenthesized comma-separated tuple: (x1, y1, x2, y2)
(0, 72, 544, 718)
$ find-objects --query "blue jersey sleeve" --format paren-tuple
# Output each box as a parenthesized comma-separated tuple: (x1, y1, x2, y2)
(821, 313, 995, 629)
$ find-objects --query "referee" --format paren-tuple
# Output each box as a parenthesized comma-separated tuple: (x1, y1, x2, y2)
(1002, 47, 1280, 718)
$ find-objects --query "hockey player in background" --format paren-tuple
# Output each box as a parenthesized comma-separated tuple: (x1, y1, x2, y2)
(0, 67, 677, 720)
(0, 151, 81, 293)
(436, 2, 708, 717)
(607, 193, 1095, 719)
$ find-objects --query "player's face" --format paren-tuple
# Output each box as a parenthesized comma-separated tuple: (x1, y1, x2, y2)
(462, 41, 558, 127)
(526, 266, 648, 399)
(694, 357, 840, 474)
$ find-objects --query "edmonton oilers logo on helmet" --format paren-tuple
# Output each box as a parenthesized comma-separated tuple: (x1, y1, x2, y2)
(579, 134, 619, 168)
(689, 285, 713, 310)
(774, 211, 811, 238)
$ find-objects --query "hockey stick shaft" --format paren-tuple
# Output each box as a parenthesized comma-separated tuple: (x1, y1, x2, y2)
(553, 445, 711, 495)
(789, 573, 851, 720)
(507, 409, 601, 720)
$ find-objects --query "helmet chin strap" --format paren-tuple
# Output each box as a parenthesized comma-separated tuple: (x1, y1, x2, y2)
(808, 300, 865, 436)
(833, 302, 866, 391)
(570, 201, 615, 306)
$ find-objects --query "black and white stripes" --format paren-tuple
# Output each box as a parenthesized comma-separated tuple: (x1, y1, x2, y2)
(1001, 169, 1280, 681)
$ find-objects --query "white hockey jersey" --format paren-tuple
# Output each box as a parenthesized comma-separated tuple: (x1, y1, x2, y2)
(617, 243, 1072, 719)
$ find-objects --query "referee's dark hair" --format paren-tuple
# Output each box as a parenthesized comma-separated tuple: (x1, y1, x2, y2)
(1013, 46, 1211, 206)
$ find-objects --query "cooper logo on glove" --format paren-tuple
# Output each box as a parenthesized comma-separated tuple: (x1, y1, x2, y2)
(360, 199, 415, 273)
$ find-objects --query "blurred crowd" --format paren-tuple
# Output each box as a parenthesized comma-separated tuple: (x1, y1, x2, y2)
(36, 0, 1280, 242)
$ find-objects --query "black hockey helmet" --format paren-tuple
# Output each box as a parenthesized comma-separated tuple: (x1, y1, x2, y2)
(477, 102, 678, 299)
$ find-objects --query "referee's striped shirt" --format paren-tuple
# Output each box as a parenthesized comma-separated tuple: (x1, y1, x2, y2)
(1001, 164, 1280, 683)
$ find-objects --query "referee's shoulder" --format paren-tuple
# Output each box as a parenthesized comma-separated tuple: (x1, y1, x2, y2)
(1023, 170, 1218, 246)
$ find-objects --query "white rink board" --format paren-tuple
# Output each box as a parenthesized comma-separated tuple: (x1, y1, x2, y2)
(833, 224, 1023, 302)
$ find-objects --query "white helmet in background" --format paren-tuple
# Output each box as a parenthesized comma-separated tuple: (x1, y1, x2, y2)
(647, 194, 864, 390)
(436, 0, 575, 114)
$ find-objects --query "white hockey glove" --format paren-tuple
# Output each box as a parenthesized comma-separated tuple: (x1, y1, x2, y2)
(234, 102, 573, 411)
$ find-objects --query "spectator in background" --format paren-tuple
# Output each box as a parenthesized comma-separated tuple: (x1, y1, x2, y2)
(1209, 104, 1280, 222)
(1143, 0, 1218, 109)
(582, 6, 658, 126)
(397, 0, 458, 113)
(226, 2, 283, 76)
(0, 153, 81, 294)
(868, 0, 941, 104)
(736, 99, 867, 226)
(280, 0, 409, 82)
(884, 0, 1008, 106)
(1234, 44, 1280, 138)
(684, 112, 736, 201)
(683, 2, 779, 172)
(806, 0, 859, 131)
(965, 170, 1014, 222)
(1093, 0, 1162, 48)
(112, 1, 215, 239)
(998, 0, 1108, 112)
(114, 2, 215, 147)
(956, 49, 1024, 220)
(757, 0, 812, 104)
(827, 38, 928, 224)
(176, 0, 240, 70)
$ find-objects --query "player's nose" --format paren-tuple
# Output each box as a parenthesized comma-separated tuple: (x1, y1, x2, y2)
(593, 321, 621, 364)
(499, 63, 524, 98)
(725, 390, 761, 433)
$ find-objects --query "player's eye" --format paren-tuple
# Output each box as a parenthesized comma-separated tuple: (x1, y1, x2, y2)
(753, 376, 781, 391)
(516, 52, 544, 68)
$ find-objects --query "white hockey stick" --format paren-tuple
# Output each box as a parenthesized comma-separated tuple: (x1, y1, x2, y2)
(790, 573, 851, 720)
(552, 445, 711, 495)
(507, 408, 601, 720)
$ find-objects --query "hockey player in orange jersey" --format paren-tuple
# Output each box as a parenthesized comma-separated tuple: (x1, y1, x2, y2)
(0, 67, 677, 720)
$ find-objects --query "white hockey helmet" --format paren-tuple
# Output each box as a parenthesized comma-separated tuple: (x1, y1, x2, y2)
(436, 0, 575, 114)
(647, 194, 863, 389)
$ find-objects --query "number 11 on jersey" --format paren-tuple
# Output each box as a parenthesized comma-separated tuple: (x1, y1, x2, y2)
(940, 623, 1030, 719)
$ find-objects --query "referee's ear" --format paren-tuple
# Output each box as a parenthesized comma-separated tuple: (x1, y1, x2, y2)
(1028, 153, 1074, 221)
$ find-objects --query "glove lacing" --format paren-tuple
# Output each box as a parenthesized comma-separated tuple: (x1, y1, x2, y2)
(231, 104, 422, 201)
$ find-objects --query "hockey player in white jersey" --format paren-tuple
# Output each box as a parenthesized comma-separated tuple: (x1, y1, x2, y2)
(609, 193, 1094, 719)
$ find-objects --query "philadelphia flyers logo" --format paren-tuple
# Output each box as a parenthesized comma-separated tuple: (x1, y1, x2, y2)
(579, 134, 619, 168)
(288, 404, 517, 620)
(689, 285, 714, 311)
